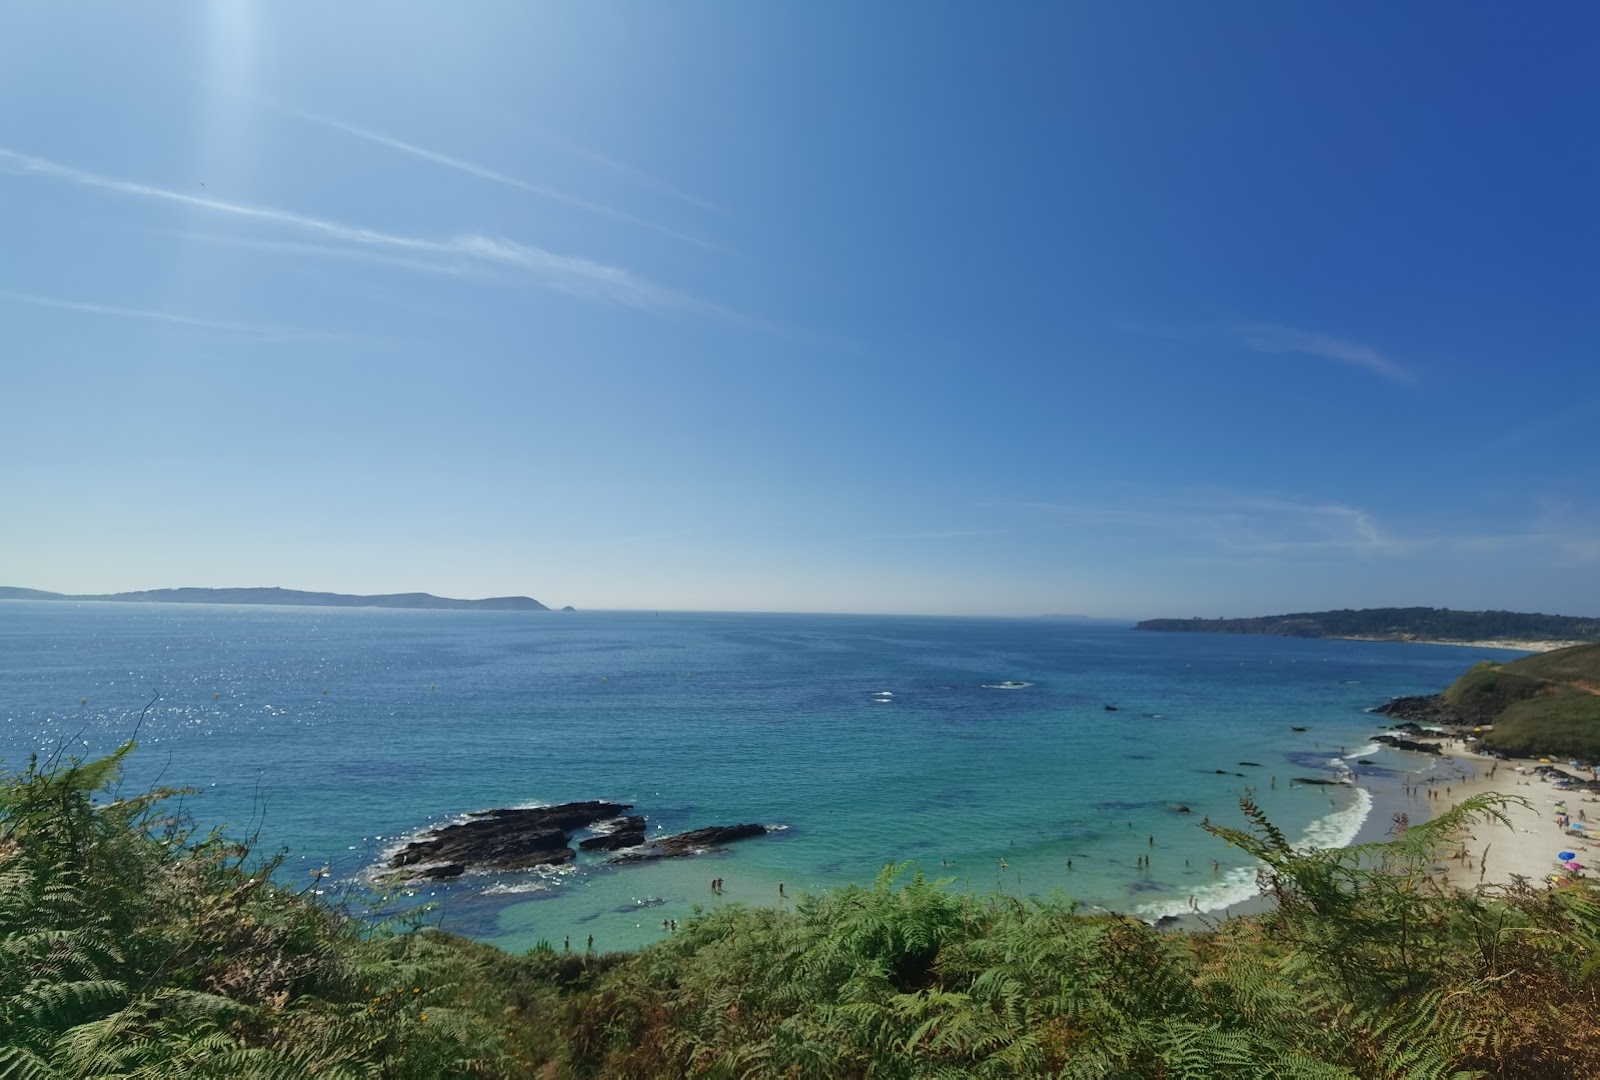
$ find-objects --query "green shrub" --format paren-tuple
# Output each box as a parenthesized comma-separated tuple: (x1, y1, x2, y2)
(5, 746, 1600, 1078)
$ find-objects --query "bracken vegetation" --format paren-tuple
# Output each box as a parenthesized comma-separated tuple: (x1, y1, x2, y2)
(5, 746, 1600, 1078)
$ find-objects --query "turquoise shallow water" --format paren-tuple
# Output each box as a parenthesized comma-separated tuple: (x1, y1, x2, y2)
(0, 602, 1517, 951)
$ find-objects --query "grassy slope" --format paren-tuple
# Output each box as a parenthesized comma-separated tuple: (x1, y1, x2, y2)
(1452, 644, 1600, 759)
(1502, 642, 1600, 684)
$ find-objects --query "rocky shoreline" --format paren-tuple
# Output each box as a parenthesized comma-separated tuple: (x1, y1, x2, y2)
(384, 802, 769, 882)
(1368, 689, 1525, 760)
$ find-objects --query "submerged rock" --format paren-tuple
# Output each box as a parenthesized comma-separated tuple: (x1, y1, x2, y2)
(578, 815, 647, 851)
(609, 824, 769, 864)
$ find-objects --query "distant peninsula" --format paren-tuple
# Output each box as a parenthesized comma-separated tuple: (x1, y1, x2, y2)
(1135, 607, 1600, 648)
(0, 586, 549, 612)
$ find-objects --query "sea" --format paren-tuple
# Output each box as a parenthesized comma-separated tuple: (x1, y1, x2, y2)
(0, 602, 1516, 952)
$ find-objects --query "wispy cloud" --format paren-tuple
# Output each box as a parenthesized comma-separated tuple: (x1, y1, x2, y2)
(1005, 489, 1596, 561)
(170, 232, 475, 277)
(859, 528, 1008, 542)
(0, 288, 341, 340)
(1465, 397, 1600, 460)
(419, 84, 744, 224)
(279, 106, 719, 251)
(539, 129, 741, 222)
(1237, 324, 1416, 384)
(0, 147, 688, 312)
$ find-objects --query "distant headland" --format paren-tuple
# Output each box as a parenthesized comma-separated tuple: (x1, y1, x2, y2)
(0, 586, 549, 612)
(1135, 606, 1599, 650)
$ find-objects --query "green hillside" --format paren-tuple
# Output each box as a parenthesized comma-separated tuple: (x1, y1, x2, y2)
(1455, 644, 1600, 759)
(1502, 642, 1600, 684)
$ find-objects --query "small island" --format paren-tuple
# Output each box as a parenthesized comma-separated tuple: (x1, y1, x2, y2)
(0, 585, 549, 612)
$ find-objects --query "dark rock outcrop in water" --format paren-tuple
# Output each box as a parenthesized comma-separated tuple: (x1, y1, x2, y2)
(1373, 695, 1450, 723)
(389, 801, 631, 874)
(1293, 777, 1351, 786)
(610, 824, 769, 864)
(577, 815, 647, 851)
(1373, 734, 1442, 755)
(383, 804, 769, 881)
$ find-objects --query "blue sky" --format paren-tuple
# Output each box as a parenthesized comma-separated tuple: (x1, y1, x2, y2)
(3, 3, 1596, 617)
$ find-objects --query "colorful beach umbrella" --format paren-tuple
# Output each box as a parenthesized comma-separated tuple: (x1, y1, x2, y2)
(1559, 851, 1577, 861)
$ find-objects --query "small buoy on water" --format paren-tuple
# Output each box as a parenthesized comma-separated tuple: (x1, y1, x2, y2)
(430, 684, 436, 690)
(322, 688, 328, 695)
(213, 693, 220, 700)
(81, 697, 87, 705)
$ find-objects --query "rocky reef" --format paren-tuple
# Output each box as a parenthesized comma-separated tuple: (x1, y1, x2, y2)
(383, 802, 768, 882)
(609, 824, 770, 864)
(1372, 734, 1443, 755)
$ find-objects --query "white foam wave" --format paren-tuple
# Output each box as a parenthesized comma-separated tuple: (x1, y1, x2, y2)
(1301, 785, 1373, 850)
(1136, 865, 1262, 920)
(982, 681, 1033, 690)
(1343, 742, 1381, 759)
(1136, 786, 1374, 920)
(480, 880, 557, 896)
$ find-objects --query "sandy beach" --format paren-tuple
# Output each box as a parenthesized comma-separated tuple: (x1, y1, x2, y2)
(1336, 636, 1588, 653)
(1420, 742, 1599, 891)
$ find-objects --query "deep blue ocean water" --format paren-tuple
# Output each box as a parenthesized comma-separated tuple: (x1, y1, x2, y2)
(0, 602, 1515, 950)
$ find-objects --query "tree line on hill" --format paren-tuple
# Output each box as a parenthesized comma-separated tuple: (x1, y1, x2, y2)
(1137, 607, 1600, 643)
